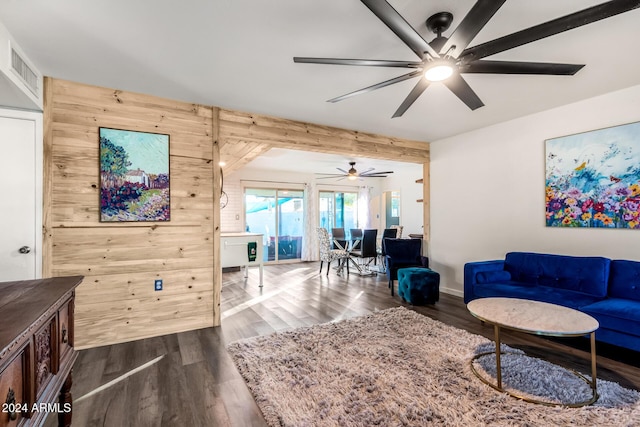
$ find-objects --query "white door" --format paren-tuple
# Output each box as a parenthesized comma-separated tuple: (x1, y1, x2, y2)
(0, 109, 42, 281)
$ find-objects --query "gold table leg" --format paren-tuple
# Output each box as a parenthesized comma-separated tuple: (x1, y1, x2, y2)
(494, 324, 502, 389)
(590, 332, 597, 394)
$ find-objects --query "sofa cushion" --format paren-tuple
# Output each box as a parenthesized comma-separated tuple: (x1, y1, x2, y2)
(476, 270, 511, 284)
(504, 252, 610, 297)
(581, 298, 640, 338)
(608, 260, 640, 301)
(590, 328, 640, 352)
(473, 282, 602, 310)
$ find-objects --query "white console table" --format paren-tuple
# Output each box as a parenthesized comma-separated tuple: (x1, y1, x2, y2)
(220, 232, 264, 286)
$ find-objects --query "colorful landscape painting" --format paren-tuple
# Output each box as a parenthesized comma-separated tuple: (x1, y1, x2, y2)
(545, 121, 640, 229)
(99, 128, 170, 222)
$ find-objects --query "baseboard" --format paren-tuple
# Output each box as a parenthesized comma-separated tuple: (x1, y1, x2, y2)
(441, 287, 463, 298)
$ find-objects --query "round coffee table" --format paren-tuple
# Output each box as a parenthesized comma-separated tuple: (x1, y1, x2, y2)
(467, 297, 599, 407)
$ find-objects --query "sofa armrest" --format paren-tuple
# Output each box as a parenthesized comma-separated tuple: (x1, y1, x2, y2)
(463, 260, 505, 303)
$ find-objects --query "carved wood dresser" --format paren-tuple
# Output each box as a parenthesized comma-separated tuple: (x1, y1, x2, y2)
(0, 276, 83, 427)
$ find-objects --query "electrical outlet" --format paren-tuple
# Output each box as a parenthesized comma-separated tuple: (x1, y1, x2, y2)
(154, 279, 163, 291)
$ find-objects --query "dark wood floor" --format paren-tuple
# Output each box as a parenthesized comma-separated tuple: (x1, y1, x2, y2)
(49, 262, 640, 426)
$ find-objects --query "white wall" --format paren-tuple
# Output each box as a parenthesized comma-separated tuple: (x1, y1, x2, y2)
(430, 83, 640, 298)
(380, 164, 424, 237)
(220, 173, 244, 232)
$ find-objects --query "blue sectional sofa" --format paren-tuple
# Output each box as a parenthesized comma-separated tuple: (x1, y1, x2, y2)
(464, 252, 640, 352)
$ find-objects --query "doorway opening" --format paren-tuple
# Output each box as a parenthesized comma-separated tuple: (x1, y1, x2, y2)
(245, 188, 304, 263)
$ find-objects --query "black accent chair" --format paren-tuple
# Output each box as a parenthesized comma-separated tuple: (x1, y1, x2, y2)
(384, 238, 429, 296)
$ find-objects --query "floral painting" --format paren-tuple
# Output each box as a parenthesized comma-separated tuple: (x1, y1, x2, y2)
(99, 128, 170, 222)
(545, 121, 640, 229)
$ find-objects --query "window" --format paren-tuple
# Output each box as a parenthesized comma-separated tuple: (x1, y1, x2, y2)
(319, 191, 358, 237)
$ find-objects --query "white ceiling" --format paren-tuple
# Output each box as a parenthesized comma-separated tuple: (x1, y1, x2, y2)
(2, 0, 640, 142)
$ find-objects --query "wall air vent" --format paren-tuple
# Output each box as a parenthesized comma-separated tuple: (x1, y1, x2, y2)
(0, 22, 43, 110)
(11, 46, 39, 96)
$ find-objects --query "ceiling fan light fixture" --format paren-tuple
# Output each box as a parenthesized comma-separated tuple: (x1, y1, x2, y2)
(347, 174, 358, 181)
(424, 62, 454, 82)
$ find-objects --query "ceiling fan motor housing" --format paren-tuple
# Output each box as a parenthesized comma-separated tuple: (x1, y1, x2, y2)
(426, 12, 453, 37)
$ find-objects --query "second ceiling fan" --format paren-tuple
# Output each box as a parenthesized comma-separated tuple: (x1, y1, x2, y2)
(294, 0, 640, 118)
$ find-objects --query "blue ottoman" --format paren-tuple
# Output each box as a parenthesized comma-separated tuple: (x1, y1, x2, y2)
(397, 267, 440, 305)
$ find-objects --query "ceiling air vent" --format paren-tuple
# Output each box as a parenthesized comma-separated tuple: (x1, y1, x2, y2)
(11, 46, 39, 96)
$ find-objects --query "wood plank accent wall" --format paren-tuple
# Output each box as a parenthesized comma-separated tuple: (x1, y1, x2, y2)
(44, 78, 216, 349)
(43, 77, 430, 349)
(218, 109, 430, 174)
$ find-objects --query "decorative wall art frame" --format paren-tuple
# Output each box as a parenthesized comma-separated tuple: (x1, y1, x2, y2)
(99, 127, 170, 222)
(545, 121, 640, 229)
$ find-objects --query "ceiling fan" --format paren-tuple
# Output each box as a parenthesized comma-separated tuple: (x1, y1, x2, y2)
(294, 0, 640, 118)
(316, 162, 393, 180)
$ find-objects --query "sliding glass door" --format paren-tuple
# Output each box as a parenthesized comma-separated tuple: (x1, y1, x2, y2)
(319, 191, 358, 238)
(245, 188, 304, 262)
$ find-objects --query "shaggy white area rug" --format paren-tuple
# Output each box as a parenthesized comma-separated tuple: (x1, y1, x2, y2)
(227, 307, 640, 426)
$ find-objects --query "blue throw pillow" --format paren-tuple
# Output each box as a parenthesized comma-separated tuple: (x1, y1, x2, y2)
(476, 270, 511, 284)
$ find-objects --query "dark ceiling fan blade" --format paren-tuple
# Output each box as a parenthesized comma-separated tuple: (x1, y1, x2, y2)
(361, 171, 394, 176)
(361, 0, 439, 59)
(316, 175, 348, 179)
(443, 74, 484, 110)
(392, 78, 430, 118)
(440, 0, 507, 58)
(293, 57, 422, 68)
(337, 168, 349, 174)
(460, 0, 640, 62)
(462, 60, 584, 75)
(328, 70, 423, 103)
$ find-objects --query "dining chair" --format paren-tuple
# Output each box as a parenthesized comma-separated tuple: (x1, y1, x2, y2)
(352, 229, 378, 272)
(317, 228, 349, 275)
(331, 227, 346, 250)
(377, 228, 397, 272)
(349, 228, 363, 251)
(390, 224, 404, 238)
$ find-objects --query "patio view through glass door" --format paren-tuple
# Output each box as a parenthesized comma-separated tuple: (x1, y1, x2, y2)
(245, 188, 304, 262)
(319, 191, 358, 238)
